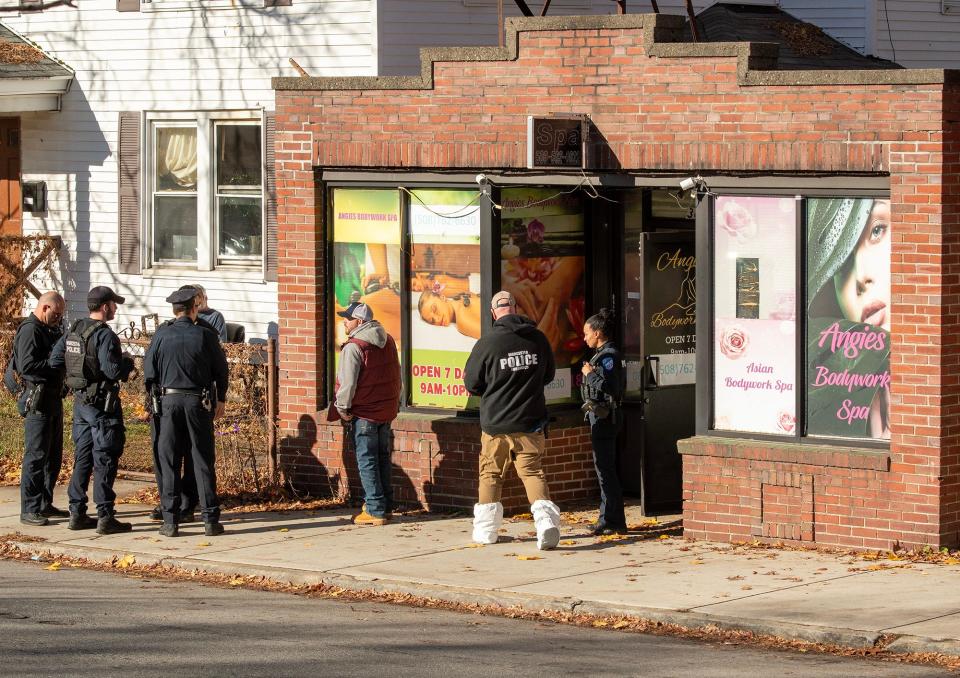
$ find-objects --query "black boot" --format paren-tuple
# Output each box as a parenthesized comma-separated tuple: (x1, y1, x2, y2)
(19, 512, 48, 526)
(40, 505, 70, 518)
(149, 506, 163, 521)
(96, 515, 133, 535)
(159, 523, 178, 538)
(68, 513, 97, 530)
(204, 521, 225, 536)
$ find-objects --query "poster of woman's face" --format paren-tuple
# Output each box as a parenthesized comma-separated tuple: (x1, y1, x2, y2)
(806, 197, 891, 441)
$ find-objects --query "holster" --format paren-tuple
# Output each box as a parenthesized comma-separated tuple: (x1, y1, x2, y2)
(24, 383, 46, 416)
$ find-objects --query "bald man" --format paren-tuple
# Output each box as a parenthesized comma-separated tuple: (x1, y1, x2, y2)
(12, 291, 67, 526)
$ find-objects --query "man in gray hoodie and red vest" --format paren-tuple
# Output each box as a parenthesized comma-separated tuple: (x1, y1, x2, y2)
(332, 302, 401, 526)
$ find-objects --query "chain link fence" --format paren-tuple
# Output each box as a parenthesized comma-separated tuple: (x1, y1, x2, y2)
(0, 328, 279, 497)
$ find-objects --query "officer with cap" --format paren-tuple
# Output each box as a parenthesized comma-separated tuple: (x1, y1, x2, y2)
(144, 287, 228, 538)
(50, 286, 136, 534)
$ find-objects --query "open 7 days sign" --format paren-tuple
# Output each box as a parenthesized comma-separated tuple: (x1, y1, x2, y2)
(527, 115, 588, 169)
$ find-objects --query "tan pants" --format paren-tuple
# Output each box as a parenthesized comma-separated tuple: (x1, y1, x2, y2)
(478, 431, 551, 505)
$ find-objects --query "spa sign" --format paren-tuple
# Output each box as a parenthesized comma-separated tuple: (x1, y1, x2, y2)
(527, 115, 587, 169)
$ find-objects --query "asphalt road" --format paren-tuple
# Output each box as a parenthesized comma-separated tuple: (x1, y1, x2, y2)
(0, 560, 948, 678)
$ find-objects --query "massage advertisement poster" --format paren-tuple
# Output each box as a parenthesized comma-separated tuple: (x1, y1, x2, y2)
(331, 188, 402, 352)
(408, 189, 481, 408)
(500, 187, 586, 403)
(805, 198, 891, 440)
(712, 196, 797, 435)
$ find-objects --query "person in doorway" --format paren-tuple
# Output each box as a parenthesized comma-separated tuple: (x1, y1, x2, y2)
(581, 308, 627, 535)
(331, 302, 401, 526)
(463, 290, 561, 550)
(144, 287, 229, 537)
(51, 286, 136, 534)
(12, 291, 66, 526)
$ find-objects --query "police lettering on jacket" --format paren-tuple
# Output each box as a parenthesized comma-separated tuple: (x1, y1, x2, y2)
(499, 350, 539, 372)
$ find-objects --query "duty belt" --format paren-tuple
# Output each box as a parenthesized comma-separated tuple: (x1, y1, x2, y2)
(162, 388, 204, 396)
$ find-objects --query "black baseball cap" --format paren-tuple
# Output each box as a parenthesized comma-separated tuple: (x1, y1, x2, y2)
(87, 286, 125, 307)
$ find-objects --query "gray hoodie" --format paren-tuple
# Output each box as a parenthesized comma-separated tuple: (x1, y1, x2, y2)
(335, 320, 389, 416)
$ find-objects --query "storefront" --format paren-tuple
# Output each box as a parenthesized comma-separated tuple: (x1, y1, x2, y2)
(272, 14, 960, 549)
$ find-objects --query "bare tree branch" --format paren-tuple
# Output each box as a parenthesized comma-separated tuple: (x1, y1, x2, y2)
(0, 0, 77, 13)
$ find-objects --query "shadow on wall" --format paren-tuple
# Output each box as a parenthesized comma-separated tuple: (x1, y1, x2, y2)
(278, 413, 336, 497)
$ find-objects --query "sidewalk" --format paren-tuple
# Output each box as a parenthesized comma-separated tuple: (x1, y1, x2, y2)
(3, 482, 960, 657)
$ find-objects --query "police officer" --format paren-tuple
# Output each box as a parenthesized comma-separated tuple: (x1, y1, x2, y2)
(51, 286, 136, 534)
(580, 308, 627, 536)
(12, 291, 66, 526)
(148, 284, 220, 524)
(144, 287, 228, 538)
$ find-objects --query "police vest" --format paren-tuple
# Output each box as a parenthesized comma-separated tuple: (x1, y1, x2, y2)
(64, 319, 106, 392)
(581, 342, 625, 404)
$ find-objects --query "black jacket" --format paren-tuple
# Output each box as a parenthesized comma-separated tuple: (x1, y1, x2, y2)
(13, 315, 64, 388)
(463, 314, 555, 435)
(144, 316, 229, 402)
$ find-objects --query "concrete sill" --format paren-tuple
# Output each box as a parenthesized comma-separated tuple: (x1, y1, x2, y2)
(677, 435, 890, 472)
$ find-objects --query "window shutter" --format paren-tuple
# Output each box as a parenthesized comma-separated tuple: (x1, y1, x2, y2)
(117, 0, 140, 11)
(264, 111, 278, 282)
(118, 111, 142, 275)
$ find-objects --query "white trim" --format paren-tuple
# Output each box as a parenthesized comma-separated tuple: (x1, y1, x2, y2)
(0, 93, 60, 112)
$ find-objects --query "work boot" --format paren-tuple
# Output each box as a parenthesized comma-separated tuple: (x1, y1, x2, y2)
(39, 505, 70, 518)
(68, 513, 97, 530)
(353, 510, 387, 526)
(96, 515, 133, 535)
(149, 506, 163, 521)
(590, 521, 627, 537)
(159, 523, 178, 538)
(180, 510, 196, 524)
(204, 521, 225, 537)
(19, 512, 48, 527)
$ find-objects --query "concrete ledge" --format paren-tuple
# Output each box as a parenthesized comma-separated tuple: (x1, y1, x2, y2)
(678, 435, 890, 472)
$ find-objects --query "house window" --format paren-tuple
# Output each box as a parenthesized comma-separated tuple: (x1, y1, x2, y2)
(148, 113, 263, 271)
(709, 195, 891, 442)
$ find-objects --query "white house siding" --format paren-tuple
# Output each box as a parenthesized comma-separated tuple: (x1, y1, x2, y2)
(5, 0, 376, 340)
(779, 0, 868, 53)
(873, 0, 960, 68)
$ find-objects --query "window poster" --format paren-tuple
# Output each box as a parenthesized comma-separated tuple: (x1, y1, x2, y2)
(408, 189, 481, 408)
(806, 198, 891, 440)
(712, 196, 797, 435)
(331, 189, 402, 353)
(500, 187, 585, 403)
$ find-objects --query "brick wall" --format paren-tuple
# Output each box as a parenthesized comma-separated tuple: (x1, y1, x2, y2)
(272, 14, 958, 545)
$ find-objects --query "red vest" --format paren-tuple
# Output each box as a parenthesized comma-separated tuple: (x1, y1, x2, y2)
(342, 334, 401, 423)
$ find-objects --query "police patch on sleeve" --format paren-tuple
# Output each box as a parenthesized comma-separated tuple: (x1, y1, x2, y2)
(601, 356, 615, 373)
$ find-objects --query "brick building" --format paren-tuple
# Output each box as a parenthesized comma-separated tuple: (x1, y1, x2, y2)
(271, 13, 960, 550)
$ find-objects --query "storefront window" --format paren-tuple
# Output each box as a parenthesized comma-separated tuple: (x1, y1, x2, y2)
(331, 188, 402, 352)
(805, 198, 891, 440)
(712, 196, 797, 435)
(408, 189, 482, 408)
(499, 187, 586, 403)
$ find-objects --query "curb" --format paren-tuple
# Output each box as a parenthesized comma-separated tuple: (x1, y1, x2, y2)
(7, 537, 954, 658)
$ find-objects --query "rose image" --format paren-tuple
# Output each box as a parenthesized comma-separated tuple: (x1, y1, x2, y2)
(526, 218, 545, 244)
(716, 199, 758, 243)
(777, 411, 796, 434)
(718, 324, 750, 360)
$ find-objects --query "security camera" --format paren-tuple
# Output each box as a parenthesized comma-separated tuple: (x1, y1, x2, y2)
(475, 173, 489, 185)
(679, 176, 699, 192)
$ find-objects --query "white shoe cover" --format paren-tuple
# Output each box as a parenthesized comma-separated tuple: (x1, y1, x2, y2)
(472, 502, 503, 544)
(532, 499, 561, 550)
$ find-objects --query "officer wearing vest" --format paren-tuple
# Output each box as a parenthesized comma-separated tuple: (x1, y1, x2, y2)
(147, 284, 220, 524)
(11, 291, 67, 526)
(144, 287, 228, 538)
(580, 308, 627, 536)
(51, 286, 136, 534)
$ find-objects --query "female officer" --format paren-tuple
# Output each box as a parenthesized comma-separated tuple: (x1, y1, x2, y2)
(581, 308, 626, 535)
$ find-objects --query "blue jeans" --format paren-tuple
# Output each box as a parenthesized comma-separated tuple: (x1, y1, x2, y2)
(351, 419, 393, 518)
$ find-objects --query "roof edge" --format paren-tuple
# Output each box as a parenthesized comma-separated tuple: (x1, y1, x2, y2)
(272, 13, 953, 92)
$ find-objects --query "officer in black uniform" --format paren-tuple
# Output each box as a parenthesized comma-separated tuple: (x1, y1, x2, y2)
(51, 286, 136, 534)
(580, 308, 627, 536)
(12, 291, 67, 526)
(148, 285, 219, 524)
(144, 287, 228, 538)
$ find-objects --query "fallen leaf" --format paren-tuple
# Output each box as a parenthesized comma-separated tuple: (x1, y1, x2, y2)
(612, 620, 630, 629)
(463, 543, 484, 549)
(278, 528, 289, 533)
(559, 540, 576, 546)
(196, 542, 212, 547)
(45, 561, 61, 571)
(727, 575, 745, 581)
(741, 585, 753, 590)
(690, 559, 705, 565)
(517, 555, 542, 561)
(229, 578, 245, 586)
(116, 554, 136, 569)
(592, 620, 608, 628)
(659, 535, 670, 540)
